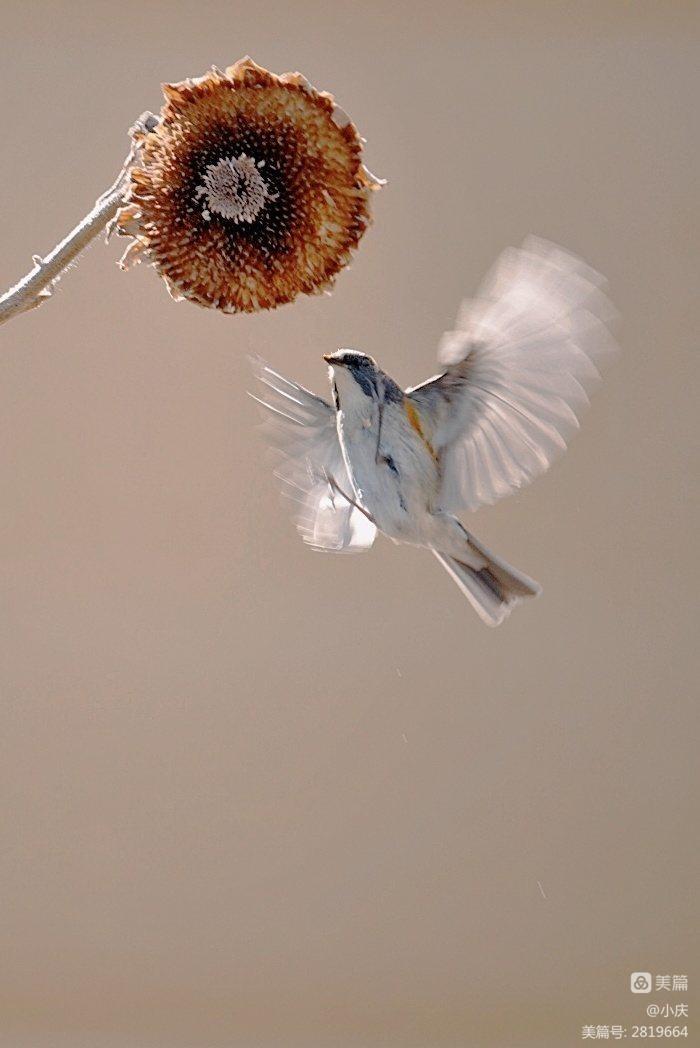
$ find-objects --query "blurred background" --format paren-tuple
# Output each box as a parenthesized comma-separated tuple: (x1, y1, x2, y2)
(0, 2, 697, 1045)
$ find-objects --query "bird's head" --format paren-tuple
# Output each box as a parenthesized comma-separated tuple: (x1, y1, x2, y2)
(323, 349, 384, 410)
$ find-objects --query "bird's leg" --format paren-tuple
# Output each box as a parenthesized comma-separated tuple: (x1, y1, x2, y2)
(326, 473, 376, 524)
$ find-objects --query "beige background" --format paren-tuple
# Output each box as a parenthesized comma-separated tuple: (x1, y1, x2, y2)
(0, 2, 697, 1046)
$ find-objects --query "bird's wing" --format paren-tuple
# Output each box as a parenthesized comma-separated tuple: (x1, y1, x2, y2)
(250, 358, 377, 553)
(406, 237, 617, 513)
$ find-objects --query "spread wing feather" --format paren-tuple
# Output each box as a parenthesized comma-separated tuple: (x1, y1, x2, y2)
(250, 358, 376, 553)
(407, 237, 618, 513)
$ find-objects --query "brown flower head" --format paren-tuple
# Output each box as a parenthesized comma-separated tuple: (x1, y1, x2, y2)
(117, 58, 383, 313)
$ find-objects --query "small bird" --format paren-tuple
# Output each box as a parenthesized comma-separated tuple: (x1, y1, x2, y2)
(251, 237, 616, 625)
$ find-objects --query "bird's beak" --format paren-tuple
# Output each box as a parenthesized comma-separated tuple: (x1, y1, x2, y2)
(323, 354, 342, 366)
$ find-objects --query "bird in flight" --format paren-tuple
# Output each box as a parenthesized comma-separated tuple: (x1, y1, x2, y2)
(251, 237, 616, 625)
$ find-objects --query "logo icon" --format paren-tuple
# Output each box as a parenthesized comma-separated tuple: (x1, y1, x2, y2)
(631, 972, 652, 993)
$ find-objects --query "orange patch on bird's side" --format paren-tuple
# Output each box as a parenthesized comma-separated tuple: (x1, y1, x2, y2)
(404, 400, 438, 460)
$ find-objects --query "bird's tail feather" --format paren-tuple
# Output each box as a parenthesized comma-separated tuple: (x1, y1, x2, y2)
(432, 544, 541, 627)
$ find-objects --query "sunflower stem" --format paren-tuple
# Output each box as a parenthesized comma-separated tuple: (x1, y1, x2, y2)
(0, 183, 126, 327)
(0, 114, 158, 328)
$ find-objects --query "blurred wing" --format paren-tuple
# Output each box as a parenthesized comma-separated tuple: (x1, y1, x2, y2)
(250, 358, 377, 553)
(407, 237, 618, 513)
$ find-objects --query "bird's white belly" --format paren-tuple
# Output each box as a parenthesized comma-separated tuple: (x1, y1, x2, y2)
(338, 409, 439, 542)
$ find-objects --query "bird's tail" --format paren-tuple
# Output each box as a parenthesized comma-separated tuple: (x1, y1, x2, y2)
(432, 536, 541, 627)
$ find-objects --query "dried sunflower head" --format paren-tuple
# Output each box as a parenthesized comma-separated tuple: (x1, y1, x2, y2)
(117, 57, 383, 314)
